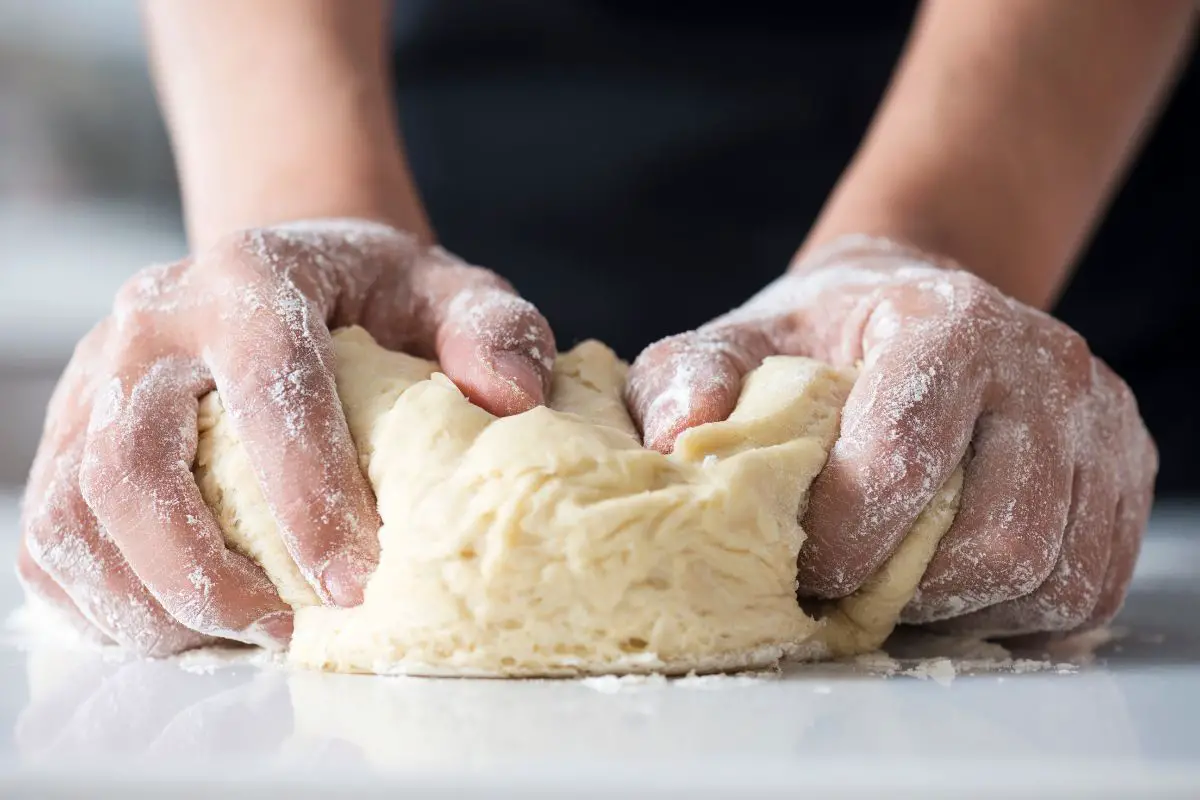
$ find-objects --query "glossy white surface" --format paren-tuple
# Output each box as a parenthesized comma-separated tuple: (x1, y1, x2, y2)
(0, 490, 1198, 799)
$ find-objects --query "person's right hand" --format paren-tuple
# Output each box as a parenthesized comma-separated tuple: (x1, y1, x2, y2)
(16, 220, 556, 656)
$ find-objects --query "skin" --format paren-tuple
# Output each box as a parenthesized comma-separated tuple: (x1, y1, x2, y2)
(17, 0, 1197, 652)
(629, 0, 1196, 634)
(18, 1, 554, 653)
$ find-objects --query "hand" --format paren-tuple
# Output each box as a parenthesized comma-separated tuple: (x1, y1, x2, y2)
(17, 219, 555, 655)
(627, 235, 1157, 636)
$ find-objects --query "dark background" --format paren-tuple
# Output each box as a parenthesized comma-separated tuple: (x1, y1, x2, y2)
(0, 1, 1194, 496)
(390, 0, 1199, 495)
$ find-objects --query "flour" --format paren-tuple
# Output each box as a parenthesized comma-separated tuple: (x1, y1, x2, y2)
(624, 231, 1156, 640)
(580, 673, 668, 694)
(19, 224, 1154, 669)
(2, 599, 126, 662)
(580, 669, 777, 693)
(173, 643, 285, 674)
(902, 657, 958, 686)
(672, 669, 780, 689)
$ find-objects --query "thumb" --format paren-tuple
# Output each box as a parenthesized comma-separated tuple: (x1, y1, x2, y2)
(626, 326, 774, 453)
(414, 250, 556, 417)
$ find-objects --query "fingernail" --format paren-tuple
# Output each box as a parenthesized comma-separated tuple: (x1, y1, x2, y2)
(244, 610, 294, 650)
(491, 351, 545, 407)
(321, 553, 370, 607)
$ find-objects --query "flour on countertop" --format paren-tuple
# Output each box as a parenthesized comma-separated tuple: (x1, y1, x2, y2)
(903, 657, 957, 686)
(580, 673, 669, 694)
(174, 643, 285, 675)
(672, 669, 780, 689)
(5, 594, 1113, 687)
(2, 599, 126, 662)
(580, 668, 780, 693)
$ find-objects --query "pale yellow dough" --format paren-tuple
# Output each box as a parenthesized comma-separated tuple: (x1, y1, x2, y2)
(195, 326, 962, 676)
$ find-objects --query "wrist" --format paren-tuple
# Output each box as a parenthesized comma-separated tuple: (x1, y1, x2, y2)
(145, 0, 432, 250)
(178, 111, 433, 251)
(793, 150, 1061, 307)
(789, 233, 965, 277)
(183, 155, 432, 252)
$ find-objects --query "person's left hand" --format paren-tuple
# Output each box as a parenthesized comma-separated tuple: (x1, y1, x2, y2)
(625, 235, 1157, 637)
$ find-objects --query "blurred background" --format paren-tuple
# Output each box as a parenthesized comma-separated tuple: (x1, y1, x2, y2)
(0, 0, 186, 487)
(0, 1, 1195, 500)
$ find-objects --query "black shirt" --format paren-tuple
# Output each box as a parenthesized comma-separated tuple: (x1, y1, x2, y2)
(388, 1, 1199, 495)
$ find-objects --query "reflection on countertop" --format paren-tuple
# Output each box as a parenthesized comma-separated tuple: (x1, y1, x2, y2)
(1, 495, 1199, 796)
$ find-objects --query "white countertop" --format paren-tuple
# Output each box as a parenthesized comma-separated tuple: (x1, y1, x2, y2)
(0, 489, 1198, 799)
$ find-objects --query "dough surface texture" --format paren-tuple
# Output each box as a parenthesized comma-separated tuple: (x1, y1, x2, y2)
(195, 326, 962, 676)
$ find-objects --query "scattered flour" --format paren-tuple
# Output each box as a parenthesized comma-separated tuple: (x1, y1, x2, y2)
(5, 596, 1109, 689)
(3, 599, 127, 663)
(672, 669, 780, 689)
(173, 643, 286, 675)
(580, 669, 779, 693)
(580, 673, 668, 694)
(902, 657, 957, 686)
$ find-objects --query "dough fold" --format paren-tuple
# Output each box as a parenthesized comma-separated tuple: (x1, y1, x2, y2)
(195, 326, 961, 676)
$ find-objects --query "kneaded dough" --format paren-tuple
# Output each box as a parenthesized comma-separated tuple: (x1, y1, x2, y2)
(195, 326, 962, 676)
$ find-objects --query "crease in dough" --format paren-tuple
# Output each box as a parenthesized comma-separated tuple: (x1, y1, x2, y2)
(195, 326, 963, 676)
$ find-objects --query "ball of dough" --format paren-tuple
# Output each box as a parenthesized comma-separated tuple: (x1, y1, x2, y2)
(195, 326, 961, 676)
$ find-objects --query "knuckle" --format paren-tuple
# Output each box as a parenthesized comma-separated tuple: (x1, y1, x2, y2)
(70, 318, 114, 365)
(1053, 333, 1095, 396)
(205, 228, 266, 265)
(632, 332, 692, 369)
(447, 285, 547, 347)
(626, 332, 702, 402)
(16, 540, 56, 592)
(1055, 595, 1098, 631)
(113, 260, 187, 311)
(78, 439, 136, 516)
(953, 521, 1057, 600)
(1029, 576, 1102, 633)
(76, 454, 108, 513)
(943, 273, 1000, 320)
(21, 492, 88, 574)
(221, 336, 334, 423)
(20, 521, 53, 567)
(1094, 357, 1138, 413)
(195, 229, 282, 288)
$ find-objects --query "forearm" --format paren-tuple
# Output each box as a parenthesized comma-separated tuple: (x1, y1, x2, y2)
(142, 0, 431, 250)
(799, 0, 1197, 309)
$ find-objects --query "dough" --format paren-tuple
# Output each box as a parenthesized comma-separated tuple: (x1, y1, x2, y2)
(195, 326, 962, 676)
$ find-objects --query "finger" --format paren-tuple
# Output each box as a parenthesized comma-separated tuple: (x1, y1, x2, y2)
(80, 352, 294, 646)
(414, 251, 557, 417)
(16, 542, 106, 644)
(902, 415, 1073, 623)
(22, 319, 112, 510)
(1086, 486, 1152, 628)
(796, 324, 983, 599)
(625, 326, 775, 453)
(201, 275, 382, 607)
(15, 537, 108, 645)
(26, 442, 211, 656)
(1084, 365, 1158, 627)
(924, 459, 1117, 636)
(23, 330, 208, 656)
